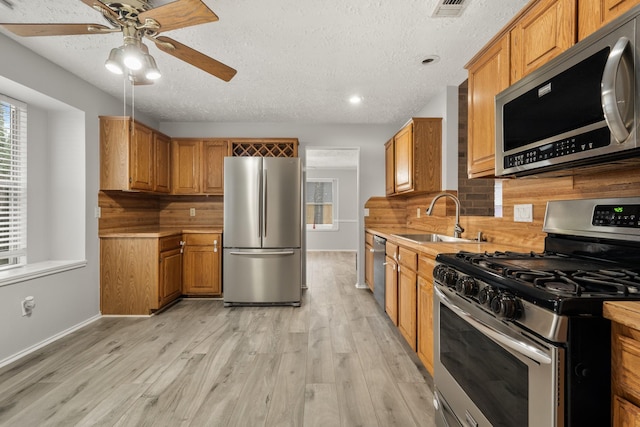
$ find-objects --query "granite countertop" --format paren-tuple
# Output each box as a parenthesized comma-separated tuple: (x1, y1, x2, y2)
(603, 301, 640, 330)
(99, 227, 223, 238)
(366, 227, 531, 259)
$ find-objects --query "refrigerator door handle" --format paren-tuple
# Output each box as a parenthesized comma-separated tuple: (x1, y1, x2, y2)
(262, 169, 268, 238)
(257, 167, 262, 239)
(229, 251, 295, 256)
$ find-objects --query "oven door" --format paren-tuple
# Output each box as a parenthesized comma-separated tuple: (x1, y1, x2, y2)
(433, 285, 563, 427)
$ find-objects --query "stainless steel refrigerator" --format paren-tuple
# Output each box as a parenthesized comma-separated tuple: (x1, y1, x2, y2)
(223, 157, 303, 306)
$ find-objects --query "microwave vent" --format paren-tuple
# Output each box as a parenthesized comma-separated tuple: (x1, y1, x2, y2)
(432, 0, 468, 17)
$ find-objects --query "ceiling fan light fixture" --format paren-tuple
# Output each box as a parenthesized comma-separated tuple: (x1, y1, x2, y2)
(144, 54, 161, 80)
(105, 47, 125, 75)
(122, 44, 143, 71)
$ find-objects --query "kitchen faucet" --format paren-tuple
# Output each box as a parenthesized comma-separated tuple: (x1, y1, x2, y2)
(426, 192, 465, 238)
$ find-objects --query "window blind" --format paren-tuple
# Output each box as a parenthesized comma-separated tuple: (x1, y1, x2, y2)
(0, 94, 27, 267)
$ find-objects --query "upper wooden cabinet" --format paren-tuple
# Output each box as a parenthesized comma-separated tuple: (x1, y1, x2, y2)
(510, 0, 577, 82)
(466, 0, 580, 178)
(154, 132, 171, 194)
(100, 116, 171, 193)
(467, 35, 511, 178)
(385, 118, 442, 196)
(171, 139, 227, 195)
(579, 0, 640, 40)
(384, 139, 395, 195)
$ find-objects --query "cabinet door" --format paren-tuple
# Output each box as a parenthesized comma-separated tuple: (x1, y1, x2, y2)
(385, 256, 398, 325)
(394, 123, 414, 193)
(183, 234, 221, 295)
(129, 122, 154, 191)
(384, 139, 395, 196)
(171, 139, 201, 194)
(365, 233, 374, 291)
(614, 396, 640, 427)
(467, 34, 510, 178)
(579, 0, 639, 40)
(202, 140, 226, 194)
(398, 264, 417, 351)
(159, 247, 182, 308)
(154, 132, 171, 193)
(510, 0, 576, 82)
(417, 256, 436, 376)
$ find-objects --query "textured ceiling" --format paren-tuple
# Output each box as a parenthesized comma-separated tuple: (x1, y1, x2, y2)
(0, 0, 528, 124)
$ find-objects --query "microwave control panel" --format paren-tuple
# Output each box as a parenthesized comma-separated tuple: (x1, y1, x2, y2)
(593, 205, 640, 228)
(504, 127, 610, 169)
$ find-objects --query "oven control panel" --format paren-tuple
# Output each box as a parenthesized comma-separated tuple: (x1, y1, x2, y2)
(593, 204, 640, 228)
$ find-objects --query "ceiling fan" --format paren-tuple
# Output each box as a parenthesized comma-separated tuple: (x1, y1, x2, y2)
(0, 0, 237, 84)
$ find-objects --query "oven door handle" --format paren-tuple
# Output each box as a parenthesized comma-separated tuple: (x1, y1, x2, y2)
(435, 287, 552, 365)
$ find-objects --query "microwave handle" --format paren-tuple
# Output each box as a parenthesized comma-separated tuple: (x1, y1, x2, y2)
(601, 36, 631, 143)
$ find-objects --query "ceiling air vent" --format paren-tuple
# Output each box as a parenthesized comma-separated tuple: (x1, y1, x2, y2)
(432, 0, 469, 18)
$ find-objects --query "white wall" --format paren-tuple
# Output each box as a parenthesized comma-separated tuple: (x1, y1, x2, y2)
(414, 85, 459, 190)
(0, 33, 156, 365)
(306, 167, 358, 251)
(160, 122, 397, 286)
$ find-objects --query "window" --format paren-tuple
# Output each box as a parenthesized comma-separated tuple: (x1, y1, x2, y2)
(306, 178, 338, 230)
(0, 95, 27, 269)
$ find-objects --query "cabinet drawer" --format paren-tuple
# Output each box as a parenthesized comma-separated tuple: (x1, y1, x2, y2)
(386, 242, 398, 258)
(160, 235, 182, 251)
(183, 233, 220, 246)
(398, 247, 417, 271)
(418, 256, 436, 280)
(365, 233, 374, 246)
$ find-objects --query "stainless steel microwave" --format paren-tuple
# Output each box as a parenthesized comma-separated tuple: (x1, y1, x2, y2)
(495, 7, 640, 177)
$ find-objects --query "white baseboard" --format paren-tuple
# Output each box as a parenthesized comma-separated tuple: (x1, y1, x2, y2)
(0, 313, 102, 369)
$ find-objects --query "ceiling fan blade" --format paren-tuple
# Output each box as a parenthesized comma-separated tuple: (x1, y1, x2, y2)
(78, 0, 121, 23)
(0, 23, 112, 37)
(154, 36, 236, 82)
(139, 0, 218, 33)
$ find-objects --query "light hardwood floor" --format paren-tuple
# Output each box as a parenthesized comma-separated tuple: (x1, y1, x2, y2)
(0, 252, 435, 426)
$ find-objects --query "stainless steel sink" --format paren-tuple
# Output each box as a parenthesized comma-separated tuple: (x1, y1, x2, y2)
(392, 233, 475, 243)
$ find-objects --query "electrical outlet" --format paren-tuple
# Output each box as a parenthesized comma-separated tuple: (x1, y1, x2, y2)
(22, 296, 35, 317)
(189, 208, 196, 217)
(514, 204, 533, 222)
(417, 207, 421, 218)
(364, 208, 369, 217)
(94, 207, 101, 218)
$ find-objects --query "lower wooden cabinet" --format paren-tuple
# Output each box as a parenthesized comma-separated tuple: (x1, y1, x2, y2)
(182, 233, 222, 296)
(605, 302, 640, 426)
(101, 234, 183, 315)
(365, 232, 374, 291)
(397, 247, 418, 351)
(385, 242, 399, 325)
(417, 256, 436, 376)
(614, 395, 640, 426)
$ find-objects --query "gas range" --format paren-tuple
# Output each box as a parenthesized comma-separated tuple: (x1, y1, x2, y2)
(432, 197, 640, 427)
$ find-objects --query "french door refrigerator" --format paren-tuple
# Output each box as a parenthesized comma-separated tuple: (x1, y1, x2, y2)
(223, 157, 303, 306)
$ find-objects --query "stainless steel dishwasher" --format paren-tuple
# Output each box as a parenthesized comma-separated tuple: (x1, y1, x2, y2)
(372, 235, 386, 310)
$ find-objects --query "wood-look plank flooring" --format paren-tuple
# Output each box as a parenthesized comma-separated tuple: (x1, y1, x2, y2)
(0, 252, 435, 426)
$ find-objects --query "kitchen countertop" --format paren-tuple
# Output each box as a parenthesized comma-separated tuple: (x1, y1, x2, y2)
(604, 301, 640, 330)
(99, 227, 223, 238)
(366, 227, 531, 259)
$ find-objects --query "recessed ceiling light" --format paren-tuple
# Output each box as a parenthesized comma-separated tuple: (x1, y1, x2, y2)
(422, 55, 441, 65)
(349, 95, 363, 104)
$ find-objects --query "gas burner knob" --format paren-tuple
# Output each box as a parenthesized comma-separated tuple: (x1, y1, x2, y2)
(443, 270, 459, 288)
(478, 287, 496, 305)
(455, 276, 478, 296)
(433, 265, 446, 282)
(490, 293, 521, 320)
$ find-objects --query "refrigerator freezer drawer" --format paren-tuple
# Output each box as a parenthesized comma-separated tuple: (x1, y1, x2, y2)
(223, 248, 301, 305)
